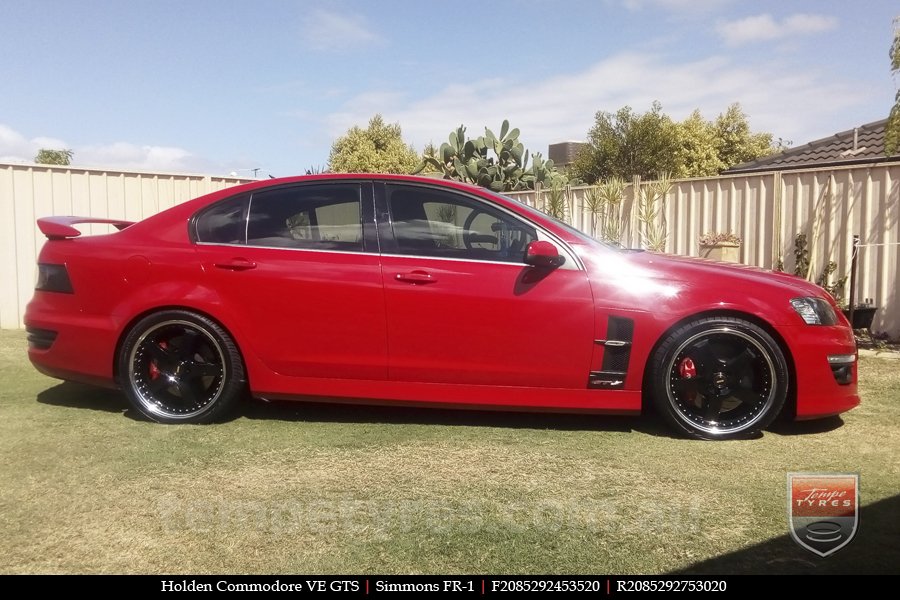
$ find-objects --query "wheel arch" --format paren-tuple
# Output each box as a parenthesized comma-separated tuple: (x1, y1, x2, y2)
(112, 305, 249, 387)
(640, 309, 797, 418)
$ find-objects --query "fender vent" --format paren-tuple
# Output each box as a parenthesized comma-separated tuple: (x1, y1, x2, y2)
(589, 316, 635, 389)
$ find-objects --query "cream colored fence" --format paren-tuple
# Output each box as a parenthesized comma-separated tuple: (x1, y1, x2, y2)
(508, 162, 900, 337)
(0, 162, 249, 328)
(2, 161, 898, 336)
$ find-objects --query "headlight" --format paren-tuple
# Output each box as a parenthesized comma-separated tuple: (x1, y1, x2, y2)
(790, 297, 838, 325)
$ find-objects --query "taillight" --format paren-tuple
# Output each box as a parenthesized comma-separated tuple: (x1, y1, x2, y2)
(35, 263, 74, 293)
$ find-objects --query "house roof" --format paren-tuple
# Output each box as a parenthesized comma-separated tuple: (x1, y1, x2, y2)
(724, 119, 898, 174)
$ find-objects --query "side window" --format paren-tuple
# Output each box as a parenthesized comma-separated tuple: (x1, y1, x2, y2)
(386, 185, 536, 263)
(194, 194, 248, 244)
(246, 184, 363, 251)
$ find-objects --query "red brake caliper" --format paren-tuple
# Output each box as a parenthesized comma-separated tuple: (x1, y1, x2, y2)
(679, 357, 697, 402)
(149, 341, 167, 380)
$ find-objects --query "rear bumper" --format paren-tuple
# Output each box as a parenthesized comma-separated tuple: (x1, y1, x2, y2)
(24, 297, 118, 388)
(777, 324, 860, 419)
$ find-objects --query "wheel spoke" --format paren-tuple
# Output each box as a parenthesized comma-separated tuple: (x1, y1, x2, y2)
(145, 342, 172, 363)
(673, 377, 708, 397)
(724, 348, 754, 372)
(702, 392, 724, 421)
(177, 379, 199, 405)
(193, 362, 222, 378)
(730, 386, 763, 406)
(148, 376, 172, 394)
(177, 330, 203, 360)
(691, 339, 720, 371)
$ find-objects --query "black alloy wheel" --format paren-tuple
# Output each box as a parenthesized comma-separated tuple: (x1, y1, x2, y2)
(650, 317, 789, 440)
(119, 310, 245, 423)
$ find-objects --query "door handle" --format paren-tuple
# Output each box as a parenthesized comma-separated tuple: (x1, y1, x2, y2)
(395, 271, 437, 284)
(214, 258, 257, 271)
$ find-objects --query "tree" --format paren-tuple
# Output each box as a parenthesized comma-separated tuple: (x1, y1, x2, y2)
(713, 103, 772, 168)
(571, 102, 679, 184)
(328, 114, 419, 174)
(886, 17, 900, 156)
(414, 120, 566, 191)
(673, 110, 723, 178)
(34, 148, 73, 166)
(571, 101, 774, 183)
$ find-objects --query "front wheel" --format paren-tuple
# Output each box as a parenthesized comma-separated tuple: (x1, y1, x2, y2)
(649, 317, 789, 440)
(118, 310, 245, 423)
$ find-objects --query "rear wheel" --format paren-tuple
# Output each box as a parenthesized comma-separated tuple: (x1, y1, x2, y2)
(119, 310, 244, 423)
(650, 317, 789, 440)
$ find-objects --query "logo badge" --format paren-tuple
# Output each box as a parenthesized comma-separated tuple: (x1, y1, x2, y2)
(788, 473, 859, 557)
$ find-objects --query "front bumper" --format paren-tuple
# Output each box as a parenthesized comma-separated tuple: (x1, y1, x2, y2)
(777, 323, 860, 419)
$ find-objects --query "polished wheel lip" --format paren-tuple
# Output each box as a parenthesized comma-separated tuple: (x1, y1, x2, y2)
(127, 319, 227, 421)
(665, 326, 777, 436)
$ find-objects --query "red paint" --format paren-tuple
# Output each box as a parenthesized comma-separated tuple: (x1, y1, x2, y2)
(24, 174, 859, 423)
(36, 216, 134, 239)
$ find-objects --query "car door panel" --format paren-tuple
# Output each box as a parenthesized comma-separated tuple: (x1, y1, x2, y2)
(382, 256, 595, 388)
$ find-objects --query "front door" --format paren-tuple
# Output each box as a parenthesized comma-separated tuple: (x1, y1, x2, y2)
(378, 183, 594, 389)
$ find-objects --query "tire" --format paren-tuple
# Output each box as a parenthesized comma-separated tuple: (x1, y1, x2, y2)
(649, 316, 789, 440)
(118, 310, 245, 424)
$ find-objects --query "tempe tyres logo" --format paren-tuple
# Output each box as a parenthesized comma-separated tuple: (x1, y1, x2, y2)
(787, 473, 859, 557)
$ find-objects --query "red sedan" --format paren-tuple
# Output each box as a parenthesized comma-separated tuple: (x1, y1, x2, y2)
(24, 174, 859, 439)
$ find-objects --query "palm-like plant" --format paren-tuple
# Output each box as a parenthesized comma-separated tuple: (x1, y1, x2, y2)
(638, 173, 672, 252)
(543, 182, 569, 221)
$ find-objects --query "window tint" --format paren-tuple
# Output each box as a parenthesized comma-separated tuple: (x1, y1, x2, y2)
(247, 184, 363, 251)
(387, 185, 536, 263)
(194, 194, 248, 244)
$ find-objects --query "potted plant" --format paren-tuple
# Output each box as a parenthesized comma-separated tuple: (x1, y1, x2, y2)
(699, 232, 742, 263)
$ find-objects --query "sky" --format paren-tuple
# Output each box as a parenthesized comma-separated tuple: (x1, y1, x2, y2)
(0, 0, 897, 178)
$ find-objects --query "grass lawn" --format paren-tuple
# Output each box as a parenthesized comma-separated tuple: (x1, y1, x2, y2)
(0, 329, 897, 574)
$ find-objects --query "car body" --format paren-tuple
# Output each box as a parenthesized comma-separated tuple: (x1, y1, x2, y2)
(25, 174, 859, 439)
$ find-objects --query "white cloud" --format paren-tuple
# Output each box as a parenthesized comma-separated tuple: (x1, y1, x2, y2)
(77, 142, 200, 171)
(716, 13, 838, 46)
(0, 124, 210, 173)
(322, 51, 867, 159)
(300, 8, 383, 52)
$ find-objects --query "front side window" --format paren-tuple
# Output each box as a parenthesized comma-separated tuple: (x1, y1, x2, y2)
(386, 185, 536, 263)
(247, 184, 363, 251)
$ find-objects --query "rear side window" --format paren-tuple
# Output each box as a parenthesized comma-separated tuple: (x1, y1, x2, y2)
(194, 194, 248, 244)
(247, 184, 363, 252)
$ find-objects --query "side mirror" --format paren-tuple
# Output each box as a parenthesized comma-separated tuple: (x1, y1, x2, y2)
(524, 240, 566, 268)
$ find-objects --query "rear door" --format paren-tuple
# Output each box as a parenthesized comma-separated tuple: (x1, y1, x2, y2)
(194, 182, 387, 380)
(377, 182, 595, 389)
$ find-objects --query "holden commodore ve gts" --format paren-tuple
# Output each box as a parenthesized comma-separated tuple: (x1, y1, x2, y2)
(24, 175, 859, 439)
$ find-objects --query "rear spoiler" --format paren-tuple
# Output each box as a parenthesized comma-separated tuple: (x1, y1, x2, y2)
(37, 216, 135, 240)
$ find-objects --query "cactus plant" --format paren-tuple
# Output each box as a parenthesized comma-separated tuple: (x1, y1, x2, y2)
(414, 120, 567, 191)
